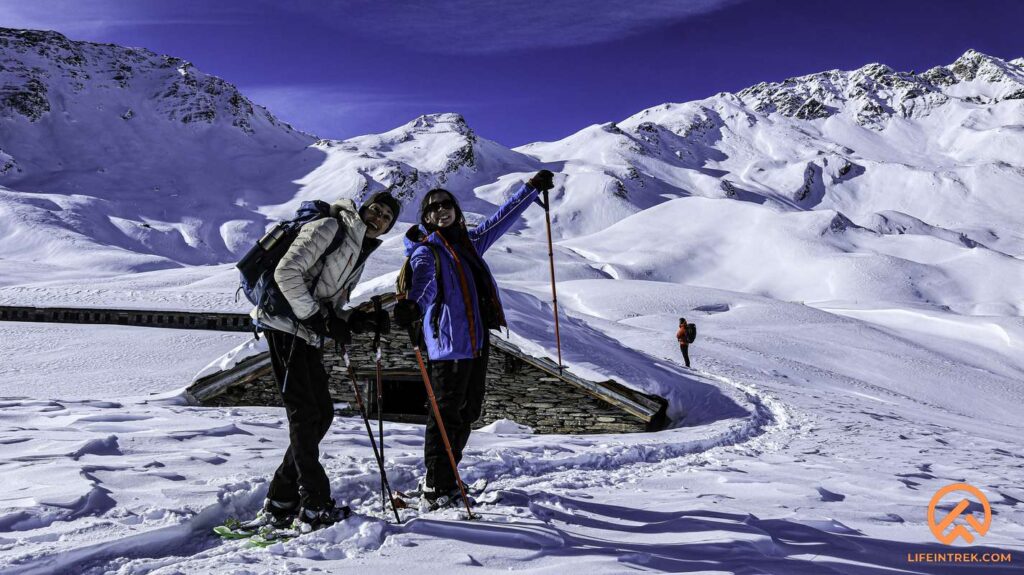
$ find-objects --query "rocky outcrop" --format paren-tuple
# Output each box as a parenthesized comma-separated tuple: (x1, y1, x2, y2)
(737, 50, 1024, 127)
(0, 148, 18, 175)
(0, 27, 293, 133)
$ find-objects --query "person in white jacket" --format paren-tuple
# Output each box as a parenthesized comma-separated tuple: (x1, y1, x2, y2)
(248, 191, 399, 533)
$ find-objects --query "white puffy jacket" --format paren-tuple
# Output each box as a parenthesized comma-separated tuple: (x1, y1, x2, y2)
(250, 199, 377, 345)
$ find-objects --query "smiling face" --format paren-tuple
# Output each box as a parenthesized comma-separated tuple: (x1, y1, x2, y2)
(423, 191, 457, 229)
(361, 202, 394, 239)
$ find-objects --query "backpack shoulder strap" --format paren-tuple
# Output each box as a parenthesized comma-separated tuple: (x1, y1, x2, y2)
(307, 217, 346, 294)
(322, 217, 346, 259)
(399, 242, 444, 299)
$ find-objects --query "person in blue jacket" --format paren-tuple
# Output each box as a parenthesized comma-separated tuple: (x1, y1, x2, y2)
(394, 169, 555, 507)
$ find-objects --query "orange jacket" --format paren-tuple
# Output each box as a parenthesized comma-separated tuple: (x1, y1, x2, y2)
(676, 324, 689, 346)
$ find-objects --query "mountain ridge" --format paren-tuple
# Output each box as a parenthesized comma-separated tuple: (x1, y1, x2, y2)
(1, 28, 1021, 319)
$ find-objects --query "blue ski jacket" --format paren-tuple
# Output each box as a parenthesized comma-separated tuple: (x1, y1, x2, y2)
(404, 182, 541, 361)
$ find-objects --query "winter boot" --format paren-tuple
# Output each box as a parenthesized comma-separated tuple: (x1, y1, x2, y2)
(294, 499, 351, 534)
(419, 484, 473, 512)
(239, 498, 299, 531)
(417, 483, 442, 512)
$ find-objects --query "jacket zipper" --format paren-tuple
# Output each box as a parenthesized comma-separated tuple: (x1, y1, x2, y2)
(323, 251, 354, 303)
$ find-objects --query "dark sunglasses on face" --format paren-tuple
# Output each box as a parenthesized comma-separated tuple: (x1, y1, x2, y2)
(426, 199, 456, 213)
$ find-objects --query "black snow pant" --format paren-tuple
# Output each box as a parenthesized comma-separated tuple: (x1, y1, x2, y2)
(680, 344, 691, 368)
(265, 329, 335, 509)
(424, 335, 489, 492)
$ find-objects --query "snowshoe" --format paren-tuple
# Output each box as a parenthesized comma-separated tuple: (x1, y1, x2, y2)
(247, 526, 301, 547)
(293, 500, 352, 534)
(213, 498, 298, 539)
(400, 478, 488, 512)
(418, 486, 455, 512)
(398, 477, 487, 500)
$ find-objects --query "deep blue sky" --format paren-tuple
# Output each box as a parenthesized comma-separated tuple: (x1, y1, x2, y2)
(4, 0, 1024, 146)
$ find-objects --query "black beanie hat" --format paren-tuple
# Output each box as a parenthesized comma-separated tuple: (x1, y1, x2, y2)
(359, 191, 401, 234)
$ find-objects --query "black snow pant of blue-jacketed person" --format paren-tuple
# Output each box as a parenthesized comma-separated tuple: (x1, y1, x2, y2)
(424, 335, 490, 493)
(265, 329, 335, 510)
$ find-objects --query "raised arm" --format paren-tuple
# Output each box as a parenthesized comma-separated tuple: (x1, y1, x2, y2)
(470, 170, 554, 255)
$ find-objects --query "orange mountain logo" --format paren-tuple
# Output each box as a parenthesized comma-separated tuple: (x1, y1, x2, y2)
(928, 483, 992, 545)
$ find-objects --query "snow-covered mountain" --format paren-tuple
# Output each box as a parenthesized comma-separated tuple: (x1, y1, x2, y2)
(0, 27, 314, 270)
(2, 27, 1023, 315)
(4, 27, 1022, 277)
(0, 28, 531, 273)
(518, 49, 1024, 316)
(522, 50, 1024, 249)
(4, 28, 1023, 280)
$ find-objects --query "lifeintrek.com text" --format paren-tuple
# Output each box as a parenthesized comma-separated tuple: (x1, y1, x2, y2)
(907, 552, 1013, 564)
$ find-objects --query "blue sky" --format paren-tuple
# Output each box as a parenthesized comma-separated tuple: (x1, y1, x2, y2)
(3, 0, 1024, 146)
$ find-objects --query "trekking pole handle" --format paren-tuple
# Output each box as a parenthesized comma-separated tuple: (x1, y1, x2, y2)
(407, 322, 420, 349)
(371, 295, 384, 348)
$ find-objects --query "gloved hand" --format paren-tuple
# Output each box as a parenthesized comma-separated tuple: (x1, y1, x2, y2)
(393, 299, 420, 329)
(327, 312, 352, 345)
(347, 309, 370, 334)
(347, 309, 391, 335)
(527, 169, 555, 192)
(299, 310, 328, 338)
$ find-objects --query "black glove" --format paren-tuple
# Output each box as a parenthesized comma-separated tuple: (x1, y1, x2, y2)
(347, 309, 391, 335)
(347, 309, 370, 334)
(327, 313, 352, 345)
(393, 299, 420, 329)
(527, 169, 555, 192)
(299, 311, 328, 338)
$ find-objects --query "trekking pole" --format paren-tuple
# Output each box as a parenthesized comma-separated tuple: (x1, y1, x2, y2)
(339, 343, 404, 522)
(279, 324, 302, 395)
(540, 189, 563, 373)
(372, 295, 386, 511)
(407, 320, 475, 519)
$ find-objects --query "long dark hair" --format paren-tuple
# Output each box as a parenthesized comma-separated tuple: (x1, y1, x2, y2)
(419, 188, 466, 231)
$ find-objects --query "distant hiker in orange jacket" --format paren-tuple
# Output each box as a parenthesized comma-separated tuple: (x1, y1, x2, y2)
(676, 317, 692, 368)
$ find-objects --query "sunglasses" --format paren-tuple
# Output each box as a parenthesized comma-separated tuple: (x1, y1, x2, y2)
(425, 198, 456, 213)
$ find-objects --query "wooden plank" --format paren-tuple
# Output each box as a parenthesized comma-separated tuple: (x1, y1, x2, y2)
(0, 305, 252, 332)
